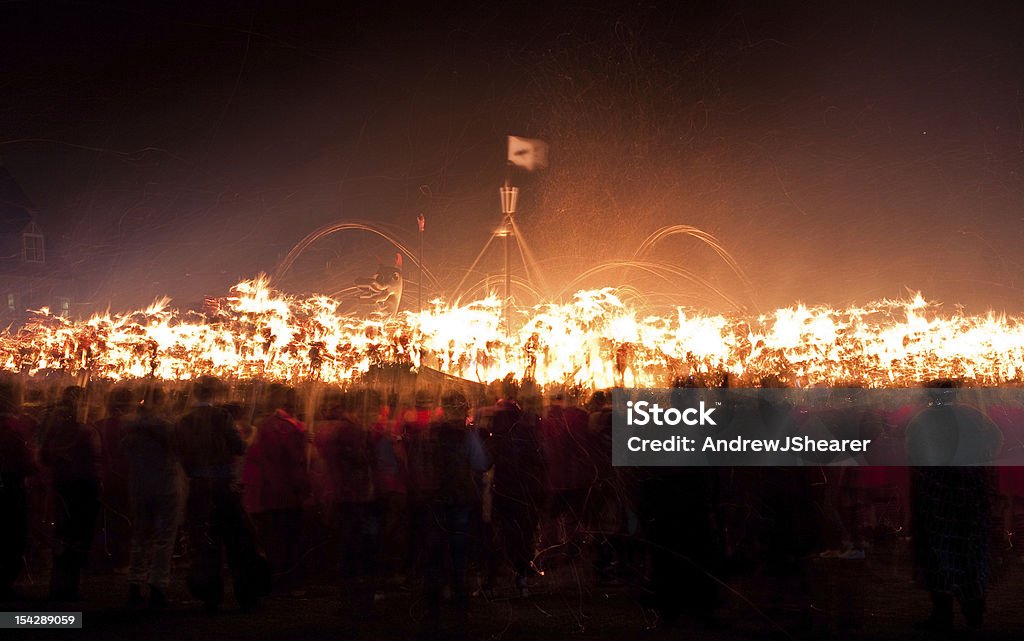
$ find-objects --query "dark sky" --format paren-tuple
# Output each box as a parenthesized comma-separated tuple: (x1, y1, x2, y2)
(2, 1, 1023, 314)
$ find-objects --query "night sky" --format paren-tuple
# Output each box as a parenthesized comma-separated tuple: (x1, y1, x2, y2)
(2, 1, 1022, 314)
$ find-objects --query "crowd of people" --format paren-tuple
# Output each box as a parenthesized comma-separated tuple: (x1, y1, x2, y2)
(0, 374, 1021, 635)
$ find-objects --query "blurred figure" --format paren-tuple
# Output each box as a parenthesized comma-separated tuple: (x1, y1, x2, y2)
(907, 382, 1001, 630)
(93, 386, 136, 572)
(245, 384, 310, 596)
(986, 396, 1024, 559)
(222, 402, 255, 444)
(539, 392, 594, 564)
(584, 389, 628, 582)
(422, 390, 489, 638)
(175, 376, 266, 611)
(639, 385, 724, 629)
(40, 386, 100, 601)
(640, 467, 721, 628)
(487, 381, 546, 596)
(314, 391, 377, 605)
(752, 383, 816, 631)
(120, 385, 180, 608)
(370, 397, 408, 584)
(0, 380, 35, 598)
(16, 386, 48, 577)
(402, 390, 435, 579)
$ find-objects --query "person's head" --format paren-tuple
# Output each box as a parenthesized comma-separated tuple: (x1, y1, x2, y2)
(60, 385, 86, 413)
(441, 390, 469, 423)
(501, 374, 519, 402)
(319, 387, 344, 420)
(337, 391, 356, 418)
(0, 378, 20, 415)
(140, 385, 166, 414)
(192, 376, 221, 404)
(925, 378, 958, 406)
(414, 389, 434, 411)
(520, 381, 542, 415)
(547, 391, 565, 416)
(62, 385, 85, 407)
(587, 390, 608, 412)
(364, 388, 383, 415)
(266, 384, 296, 415)
(107, 386, 136, 417)
(484, 380, 503, 405)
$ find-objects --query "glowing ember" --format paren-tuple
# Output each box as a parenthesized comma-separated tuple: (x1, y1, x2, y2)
(4, 277, 1024, 388)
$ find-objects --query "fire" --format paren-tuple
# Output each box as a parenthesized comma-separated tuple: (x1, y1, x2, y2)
(4, 277, 1024, 388)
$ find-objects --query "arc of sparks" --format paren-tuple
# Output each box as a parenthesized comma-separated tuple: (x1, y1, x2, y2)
(276, 221, 441, 291)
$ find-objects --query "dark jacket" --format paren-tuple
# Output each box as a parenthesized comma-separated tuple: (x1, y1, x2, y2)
(40, 403, 99, 483)
(431, 419, 488, 505)
(174, 404, 245, 479)
(121, 412, 179, 497)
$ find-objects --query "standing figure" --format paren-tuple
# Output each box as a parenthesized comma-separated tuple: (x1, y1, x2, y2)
(92, 386, 136, 571)
(174, 376, 266, 611)
(423, 391, 489, 637)
(40, 386, 100, 601)
(371, 400, 408, 584)
(487, 384, 546, 596)
(120, 386, 180, 607)
(907, 383, 1001, 630)
(0, 380, 35, 598)
(245, 385, 310, 596)
(314, 391, 378, 610)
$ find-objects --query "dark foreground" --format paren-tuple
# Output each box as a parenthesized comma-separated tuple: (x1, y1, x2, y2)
(6, 538, 1024, 641)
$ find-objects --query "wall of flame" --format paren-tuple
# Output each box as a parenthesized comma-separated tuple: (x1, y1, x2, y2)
(5, 276, 1024, 388)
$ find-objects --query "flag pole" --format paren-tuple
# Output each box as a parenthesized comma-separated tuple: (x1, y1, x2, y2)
(417, 212, 425, 314)
(499, 175, 517, 340)
(504, 209, 510, 338)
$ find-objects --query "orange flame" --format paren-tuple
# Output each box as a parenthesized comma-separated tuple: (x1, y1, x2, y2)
(5, 277, 1024, 388)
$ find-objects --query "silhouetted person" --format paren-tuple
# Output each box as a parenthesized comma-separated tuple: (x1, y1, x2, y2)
(487, 382, 546, 596)
(339, 394, 378, 580)
(120, 385, 180, 607)
(751, 382, 815, 630)
(422, 391, 489, 638)
(0, 380, 35, 598)
(988, 397, 1024, 562)
(40, 386, 100, 601)
(908, 382, 1001, 630)
(539, 393, 594, 562)
(402, 390, 435, 579)
(641, 467, 721, 628)
(245, 384, 310, 596)
(370, 397, 408, 582)
(640, 385, 723, 629)
(175, 376, 265, 611)
(93, 386, 136, 571)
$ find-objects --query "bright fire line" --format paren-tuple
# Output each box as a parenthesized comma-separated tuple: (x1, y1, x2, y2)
(4, 276, 1023, 388)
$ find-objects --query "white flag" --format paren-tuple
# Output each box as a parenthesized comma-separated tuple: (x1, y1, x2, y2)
(507, 135, 548, 171)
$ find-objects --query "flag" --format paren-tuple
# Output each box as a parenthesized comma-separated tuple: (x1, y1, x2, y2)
(507, 135, 548, 171)
(417, 212, 425, 232)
